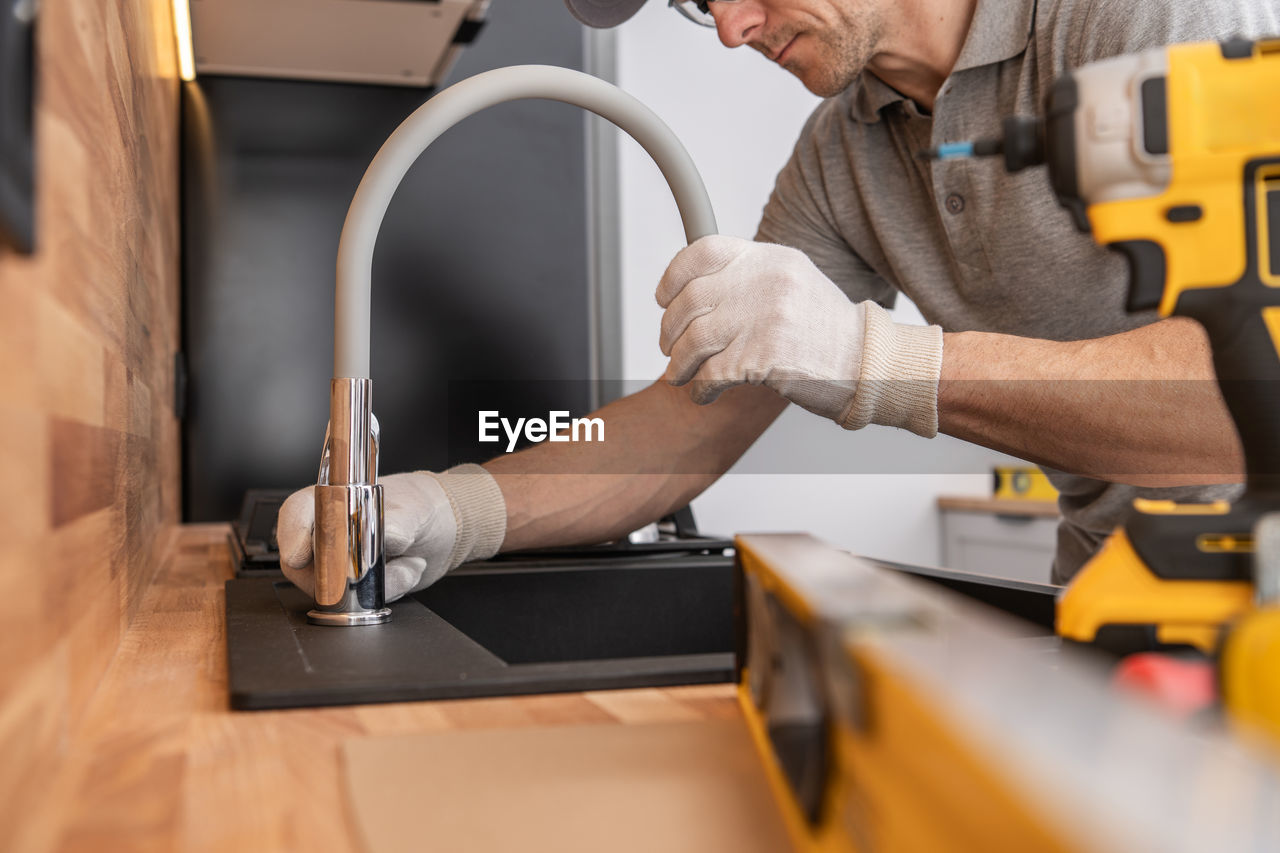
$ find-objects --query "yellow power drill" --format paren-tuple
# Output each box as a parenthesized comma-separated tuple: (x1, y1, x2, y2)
(928, 37, 1280, 729)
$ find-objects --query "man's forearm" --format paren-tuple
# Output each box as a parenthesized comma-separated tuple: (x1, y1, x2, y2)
(482, 380, 787, 552)
(939, 317, 1244, 486)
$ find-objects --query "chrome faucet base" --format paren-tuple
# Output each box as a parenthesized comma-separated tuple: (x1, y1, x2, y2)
(310, 377, 390, 627)
(307, 607, 392, 627)
(310, 481, 390, 627)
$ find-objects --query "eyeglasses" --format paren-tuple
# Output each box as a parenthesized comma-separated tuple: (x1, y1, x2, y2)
(668, 0, 741, 28)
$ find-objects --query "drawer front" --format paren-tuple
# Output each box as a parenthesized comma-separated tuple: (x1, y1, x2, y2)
(940, 511, 1059, 585)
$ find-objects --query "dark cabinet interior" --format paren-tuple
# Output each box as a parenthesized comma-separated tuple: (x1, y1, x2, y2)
(181, 1, 595, 521)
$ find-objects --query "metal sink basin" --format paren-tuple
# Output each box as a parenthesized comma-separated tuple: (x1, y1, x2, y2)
(225, 545, 737, 710)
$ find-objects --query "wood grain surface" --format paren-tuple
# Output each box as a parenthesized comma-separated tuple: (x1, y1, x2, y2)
(23, 525, 740, 852)
(0, 5, 740, 849)
(936, 496, 1061, 518)
(343, 719, 790, 853)
(0, 2, 181, 849)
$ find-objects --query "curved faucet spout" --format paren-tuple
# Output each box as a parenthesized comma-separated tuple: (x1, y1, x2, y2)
(335, 64, 718, 380)
(310, 65, 718, 626)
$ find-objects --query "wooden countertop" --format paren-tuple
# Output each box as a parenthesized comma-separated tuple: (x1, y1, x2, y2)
(40, 525, 739, 851)
(936, 496, 1060, 518)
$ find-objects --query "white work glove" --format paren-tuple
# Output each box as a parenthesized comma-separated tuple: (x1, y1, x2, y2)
(657, 235, 944, 437)
(276, 464, 507, 602)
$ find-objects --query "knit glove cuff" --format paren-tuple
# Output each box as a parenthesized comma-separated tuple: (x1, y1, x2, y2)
(429, 464, 507, 569)
(839, 302, 944, 438)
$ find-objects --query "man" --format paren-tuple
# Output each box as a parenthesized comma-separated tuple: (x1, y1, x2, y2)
(278, 0, 1277, 598)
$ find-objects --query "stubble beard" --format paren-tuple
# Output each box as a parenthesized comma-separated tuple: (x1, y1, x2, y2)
(786, 10, 882, 98)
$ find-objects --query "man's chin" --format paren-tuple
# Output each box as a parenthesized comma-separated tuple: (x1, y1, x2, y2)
(792, 67, 850, 98)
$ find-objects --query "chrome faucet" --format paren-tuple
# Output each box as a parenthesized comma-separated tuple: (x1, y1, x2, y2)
(307, 379, 389, 625)
(307, 65, 717, 626)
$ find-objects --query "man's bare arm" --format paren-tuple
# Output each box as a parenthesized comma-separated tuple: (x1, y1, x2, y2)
(483, 381, 788, 552)
(939, 317, 1244, 486)
(485, 314, 1240, 555)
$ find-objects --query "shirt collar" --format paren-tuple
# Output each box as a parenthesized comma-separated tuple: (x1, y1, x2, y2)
(846, 0, 1038, 124)
(951, 0, 1038, 73)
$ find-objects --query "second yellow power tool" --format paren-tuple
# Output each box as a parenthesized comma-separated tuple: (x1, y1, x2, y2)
(931, 36, 1280, 732)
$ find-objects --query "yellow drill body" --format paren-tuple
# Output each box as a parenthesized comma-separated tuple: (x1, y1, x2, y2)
(1046, 37, 1280, 737)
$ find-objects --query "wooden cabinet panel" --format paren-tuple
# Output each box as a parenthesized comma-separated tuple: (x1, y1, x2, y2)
(0, 1, 180, 848)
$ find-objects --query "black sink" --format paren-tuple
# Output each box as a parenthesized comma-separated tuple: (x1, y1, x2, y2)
(225, 547, 738, 711)
(414, 559, 735, 665)
(225, 527, 1064, 711)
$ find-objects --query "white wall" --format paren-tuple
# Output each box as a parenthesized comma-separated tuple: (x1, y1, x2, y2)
(611, 4, 1018, 565)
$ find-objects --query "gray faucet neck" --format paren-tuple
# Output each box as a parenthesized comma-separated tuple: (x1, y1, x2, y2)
(311, 65, 718, 627)
(332, 64, 718, 379)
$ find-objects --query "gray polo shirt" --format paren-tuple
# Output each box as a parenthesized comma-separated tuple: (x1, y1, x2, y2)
(756, 0, 1279, 583)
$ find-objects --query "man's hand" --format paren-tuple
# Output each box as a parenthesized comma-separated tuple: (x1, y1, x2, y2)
(276, 465, 507, 602)
(657, 235, 944, 436)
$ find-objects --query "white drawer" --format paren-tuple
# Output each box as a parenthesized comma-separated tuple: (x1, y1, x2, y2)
(939, 510, 1059, 585)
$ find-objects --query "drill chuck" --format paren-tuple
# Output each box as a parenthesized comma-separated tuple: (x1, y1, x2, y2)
(918, 118, 1044, 171)
(999, 116, 1046, 172)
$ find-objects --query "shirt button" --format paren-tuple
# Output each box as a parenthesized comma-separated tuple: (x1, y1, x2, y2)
(945, 193, 965, 214)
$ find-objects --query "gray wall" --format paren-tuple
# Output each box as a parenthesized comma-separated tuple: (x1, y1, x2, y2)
(182, 0, 595, 521)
